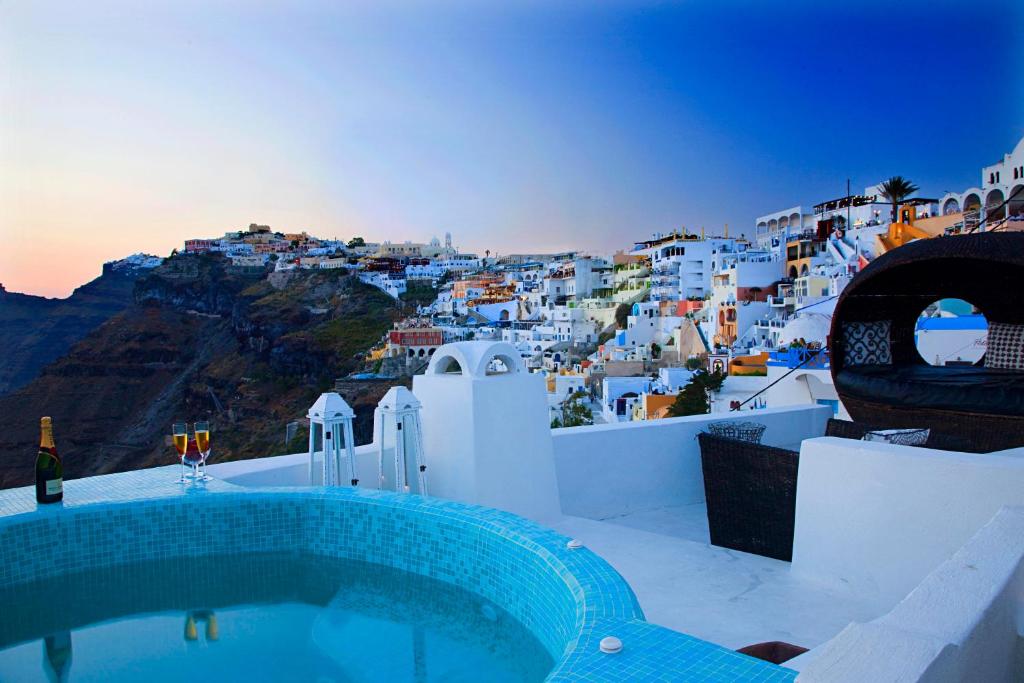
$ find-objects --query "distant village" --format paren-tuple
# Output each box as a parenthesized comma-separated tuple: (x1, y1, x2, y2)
(123, 136, 1021, 428)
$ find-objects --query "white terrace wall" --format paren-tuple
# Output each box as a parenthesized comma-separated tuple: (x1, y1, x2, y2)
(797, 506, 1024, 682)
(209, 446, 380, 488)
(551, 405, 830, 520)
(792, 438, 1024, 607)
(212, 405, 832, 526)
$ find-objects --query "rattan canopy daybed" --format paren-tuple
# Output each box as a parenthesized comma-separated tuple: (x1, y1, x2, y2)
(830, 233, 1024, 452)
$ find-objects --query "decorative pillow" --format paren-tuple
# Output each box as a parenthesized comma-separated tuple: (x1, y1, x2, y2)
(985, 322, 1024, 370)
(864, 428, 930, 446)
(842, 320, 892, 365)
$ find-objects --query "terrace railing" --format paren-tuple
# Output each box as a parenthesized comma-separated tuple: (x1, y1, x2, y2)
(769, 346, 829, 369)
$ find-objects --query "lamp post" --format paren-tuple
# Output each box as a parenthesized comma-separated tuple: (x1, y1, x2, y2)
(307, 392, 358, 487)
(373, 386, 428, 494)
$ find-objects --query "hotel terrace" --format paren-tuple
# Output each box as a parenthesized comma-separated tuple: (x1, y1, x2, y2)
(5, 141, 1024, 682)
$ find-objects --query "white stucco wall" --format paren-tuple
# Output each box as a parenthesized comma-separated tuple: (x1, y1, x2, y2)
(792, 437, 1024, 607)
(797, 506, 1024, 682)
(212, 404, 832, 526)
(412, 341, 563, 523)
(551, 405, 831, 520)
(208, 445, 381, 487)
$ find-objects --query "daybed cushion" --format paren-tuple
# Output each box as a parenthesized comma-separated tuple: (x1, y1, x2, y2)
(864, 428, 930, 446)
(842, 321, 891, 365)
(836, 364, 1024, 417)
(986, 322, 1024, 370)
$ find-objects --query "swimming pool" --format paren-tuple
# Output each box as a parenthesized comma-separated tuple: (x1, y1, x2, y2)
(0, 468, 797, 682)
(0, 552, 552, 681)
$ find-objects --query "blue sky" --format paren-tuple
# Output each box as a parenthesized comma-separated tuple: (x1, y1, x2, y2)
(1, 0, 1022, 296)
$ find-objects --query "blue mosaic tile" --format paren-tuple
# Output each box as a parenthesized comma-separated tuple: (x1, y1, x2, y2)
(0, 467, 796, 682)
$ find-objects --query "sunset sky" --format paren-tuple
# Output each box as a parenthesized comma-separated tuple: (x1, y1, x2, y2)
(2, 0, 1021, 298)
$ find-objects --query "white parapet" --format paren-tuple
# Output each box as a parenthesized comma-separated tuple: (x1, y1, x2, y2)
(412, 341, 562, 523)
(796, 505, 1024, 682)
(792, 437, 1024, 607)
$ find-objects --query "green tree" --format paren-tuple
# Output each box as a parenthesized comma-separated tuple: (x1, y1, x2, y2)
(665, 370, 726, 417)
(697, 369, 726, 393)
(615, 303, 631, 329)
(877, 176, 920, 223)
(552, 390, 593, 428)
(650, 342, 661, 359)
(347, 236, 366, 248)
(666, 382, 709, 417)
(685, 357, 702, 370)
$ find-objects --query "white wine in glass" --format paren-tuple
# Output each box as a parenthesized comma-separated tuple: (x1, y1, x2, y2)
(194, 421, 211, 481)
(172, 422, 189, 482)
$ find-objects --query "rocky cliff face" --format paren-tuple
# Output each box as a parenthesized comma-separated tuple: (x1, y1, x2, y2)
(0, 266, 143, 395)
(0, 254, 404, 488)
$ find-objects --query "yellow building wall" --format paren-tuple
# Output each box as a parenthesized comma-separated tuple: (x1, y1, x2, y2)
(730, 351, 768, 376)
(642, 394, 677, 420)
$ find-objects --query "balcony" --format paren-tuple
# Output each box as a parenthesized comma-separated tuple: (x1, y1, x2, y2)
(768, 346, 829, 369)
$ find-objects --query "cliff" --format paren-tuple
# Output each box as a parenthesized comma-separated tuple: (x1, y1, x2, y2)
(0, 264, 146, 395)
(0, 254, 404, 487)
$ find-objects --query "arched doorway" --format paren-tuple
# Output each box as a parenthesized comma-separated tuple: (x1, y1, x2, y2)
(942, 197, 960, 215)
(1008, 185, 1024, 218)
(986, 189, 1006, 221)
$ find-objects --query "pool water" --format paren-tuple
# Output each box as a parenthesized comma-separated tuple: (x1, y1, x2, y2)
(0, 553, 554, 682)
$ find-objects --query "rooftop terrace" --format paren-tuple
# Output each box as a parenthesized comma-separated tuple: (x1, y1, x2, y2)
(4, 341, 1024, 681)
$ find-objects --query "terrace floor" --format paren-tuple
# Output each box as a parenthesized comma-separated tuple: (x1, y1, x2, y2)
(554, 503, 884, 652)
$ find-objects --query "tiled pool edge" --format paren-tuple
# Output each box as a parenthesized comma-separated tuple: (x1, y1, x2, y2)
(0, 468, 796, 682)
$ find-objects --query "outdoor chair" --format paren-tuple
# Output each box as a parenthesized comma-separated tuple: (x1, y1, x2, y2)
(697, 432, 799, 562)
(824, 418, 976, 452)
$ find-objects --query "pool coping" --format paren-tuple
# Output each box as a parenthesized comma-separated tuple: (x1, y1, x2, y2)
(0, 467, 796, 682)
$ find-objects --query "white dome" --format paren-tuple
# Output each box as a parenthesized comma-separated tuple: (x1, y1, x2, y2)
(778, 314, 831, 347)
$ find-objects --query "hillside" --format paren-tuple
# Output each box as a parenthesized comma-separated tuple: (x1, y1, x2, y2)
(0, 254, 408, 488)
(0, 263, 148, 395)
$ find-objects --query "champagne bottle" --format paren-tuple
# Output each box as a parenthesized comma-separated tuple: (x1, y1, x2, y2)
(35, 417, 63, 504)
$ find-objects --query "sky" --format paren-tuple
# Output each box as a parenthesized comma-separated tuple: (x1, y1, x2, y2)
(1, 1, 1022, 298)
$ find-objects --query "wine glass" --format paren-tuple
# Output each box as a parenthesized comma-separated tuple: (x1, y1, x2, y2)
(194, 421, 211, 481)
(183, 434, 203, 481)
(172, 422, 190, 482)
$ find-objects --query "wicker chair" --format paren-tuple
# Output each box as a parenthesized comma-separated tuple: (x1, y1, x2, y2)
(824, 418, 976, 452)
(697, 432, 799, 562)
(830, 233, 1024, 453)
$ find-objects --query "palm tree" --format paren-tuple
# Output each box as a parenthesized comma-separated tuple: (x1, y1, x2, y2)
(877, 176, 919, 223)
